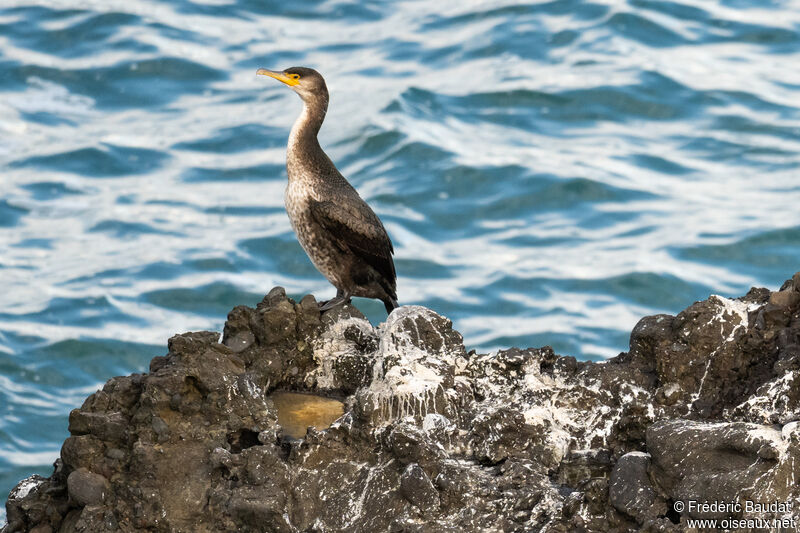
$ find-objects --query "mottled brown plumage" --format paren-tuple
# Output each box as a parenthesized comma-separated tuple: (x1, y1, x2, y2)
(257, 66, 398, 313)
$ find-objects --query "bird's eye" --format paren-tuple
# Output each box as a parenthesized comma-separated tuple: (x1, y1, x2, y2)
(290, 74, 300, 80)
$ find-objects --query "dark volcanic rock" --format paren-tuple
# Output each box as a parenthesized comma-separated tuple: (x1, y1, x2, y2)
(66, 469, 109, 507)
(4, 274, 800, 532)
(400, 463, 440, 513)
(646, 420, 795, 521)
(609, 452, 661, 522)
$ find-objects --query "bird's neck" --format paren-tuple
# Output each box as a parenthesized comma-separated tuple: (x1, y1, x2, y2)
(288, 97, 328, 162)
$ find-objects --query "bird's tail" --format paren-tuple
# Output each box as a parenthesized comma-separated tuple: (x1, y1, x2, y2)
(382, 296, 399, 314)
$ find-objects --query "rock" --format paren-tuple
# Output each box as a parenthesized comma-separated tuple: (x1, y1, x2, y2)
(629, 294, 765, 418)
(470, 406, 535, 464)
(400, 463, 439, 513)
(356, 306, 463, 424)
(647, 420, 792, 521)
(4, 274, 800, 533)
(389, 422, 447, 477)
(307, 310, 377, 393)
(151, 416, 170, 442)
(769, 289, 800, 309)
(66, 469, 110, 507)
(609, 452, 661, 522)
(68, 411, 128, 443)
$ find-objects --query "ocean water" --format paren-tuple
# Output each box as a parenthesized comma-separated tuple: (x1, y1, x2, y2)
(2, 0, 800, 518)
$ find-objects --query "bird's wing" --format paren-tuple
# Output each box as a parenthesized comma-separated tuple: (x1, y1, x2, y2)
(308, 198, 396, 283)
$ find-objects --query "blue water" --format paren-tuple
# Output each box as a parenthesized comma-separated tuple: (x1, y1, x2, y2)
(2, 0, 800, 519)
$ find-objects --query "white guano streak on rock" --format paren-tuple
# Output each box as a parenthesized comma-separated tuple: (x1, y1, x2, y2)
(738, 425, 791, 499)
(732, 370, 799, 423)
(515, 355, 620, 451)
(343, 459, 394, 529)
(691, 296, 763, 409)
(367, 307, 457, 422)
(311, 317, 376, 389)
(707, 295, 762, 342)
(11, 477, 43, 500)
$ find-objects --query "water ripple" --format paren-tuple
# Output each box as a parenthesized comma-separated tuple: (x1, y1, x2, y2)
(3, 0, 800, 519)
(11, 144, 170, 177)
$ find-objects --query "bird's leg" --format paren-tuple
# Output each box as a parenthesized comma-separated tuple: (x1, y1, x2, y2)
(318, 289, 352, 311)
(317, 288, 342, 308)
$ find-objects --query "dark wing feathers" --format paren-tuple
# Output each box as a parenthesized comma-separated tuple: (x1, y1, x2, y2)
(308, 198, 396, 285)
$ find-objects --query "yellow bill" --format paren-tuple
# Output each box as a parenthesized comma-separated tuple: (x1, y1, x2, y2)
(256, 68, 300, 86)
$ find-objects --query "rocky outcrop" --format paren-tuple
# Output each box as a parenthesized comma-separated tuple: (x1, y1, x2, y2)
(3, 274, 800, 532)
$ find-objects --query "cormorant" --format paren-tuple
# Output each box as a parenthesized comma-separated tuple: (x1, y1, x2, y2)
(257, 67, 399, 314)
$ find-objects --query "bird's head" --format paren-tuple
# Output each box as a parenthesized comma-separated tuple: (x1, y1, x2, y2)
(257, 66, 328, 104)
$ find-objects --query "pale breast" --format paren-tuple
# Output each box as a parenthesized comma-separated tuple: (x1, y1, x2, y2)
(284, 179, 344, 287)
